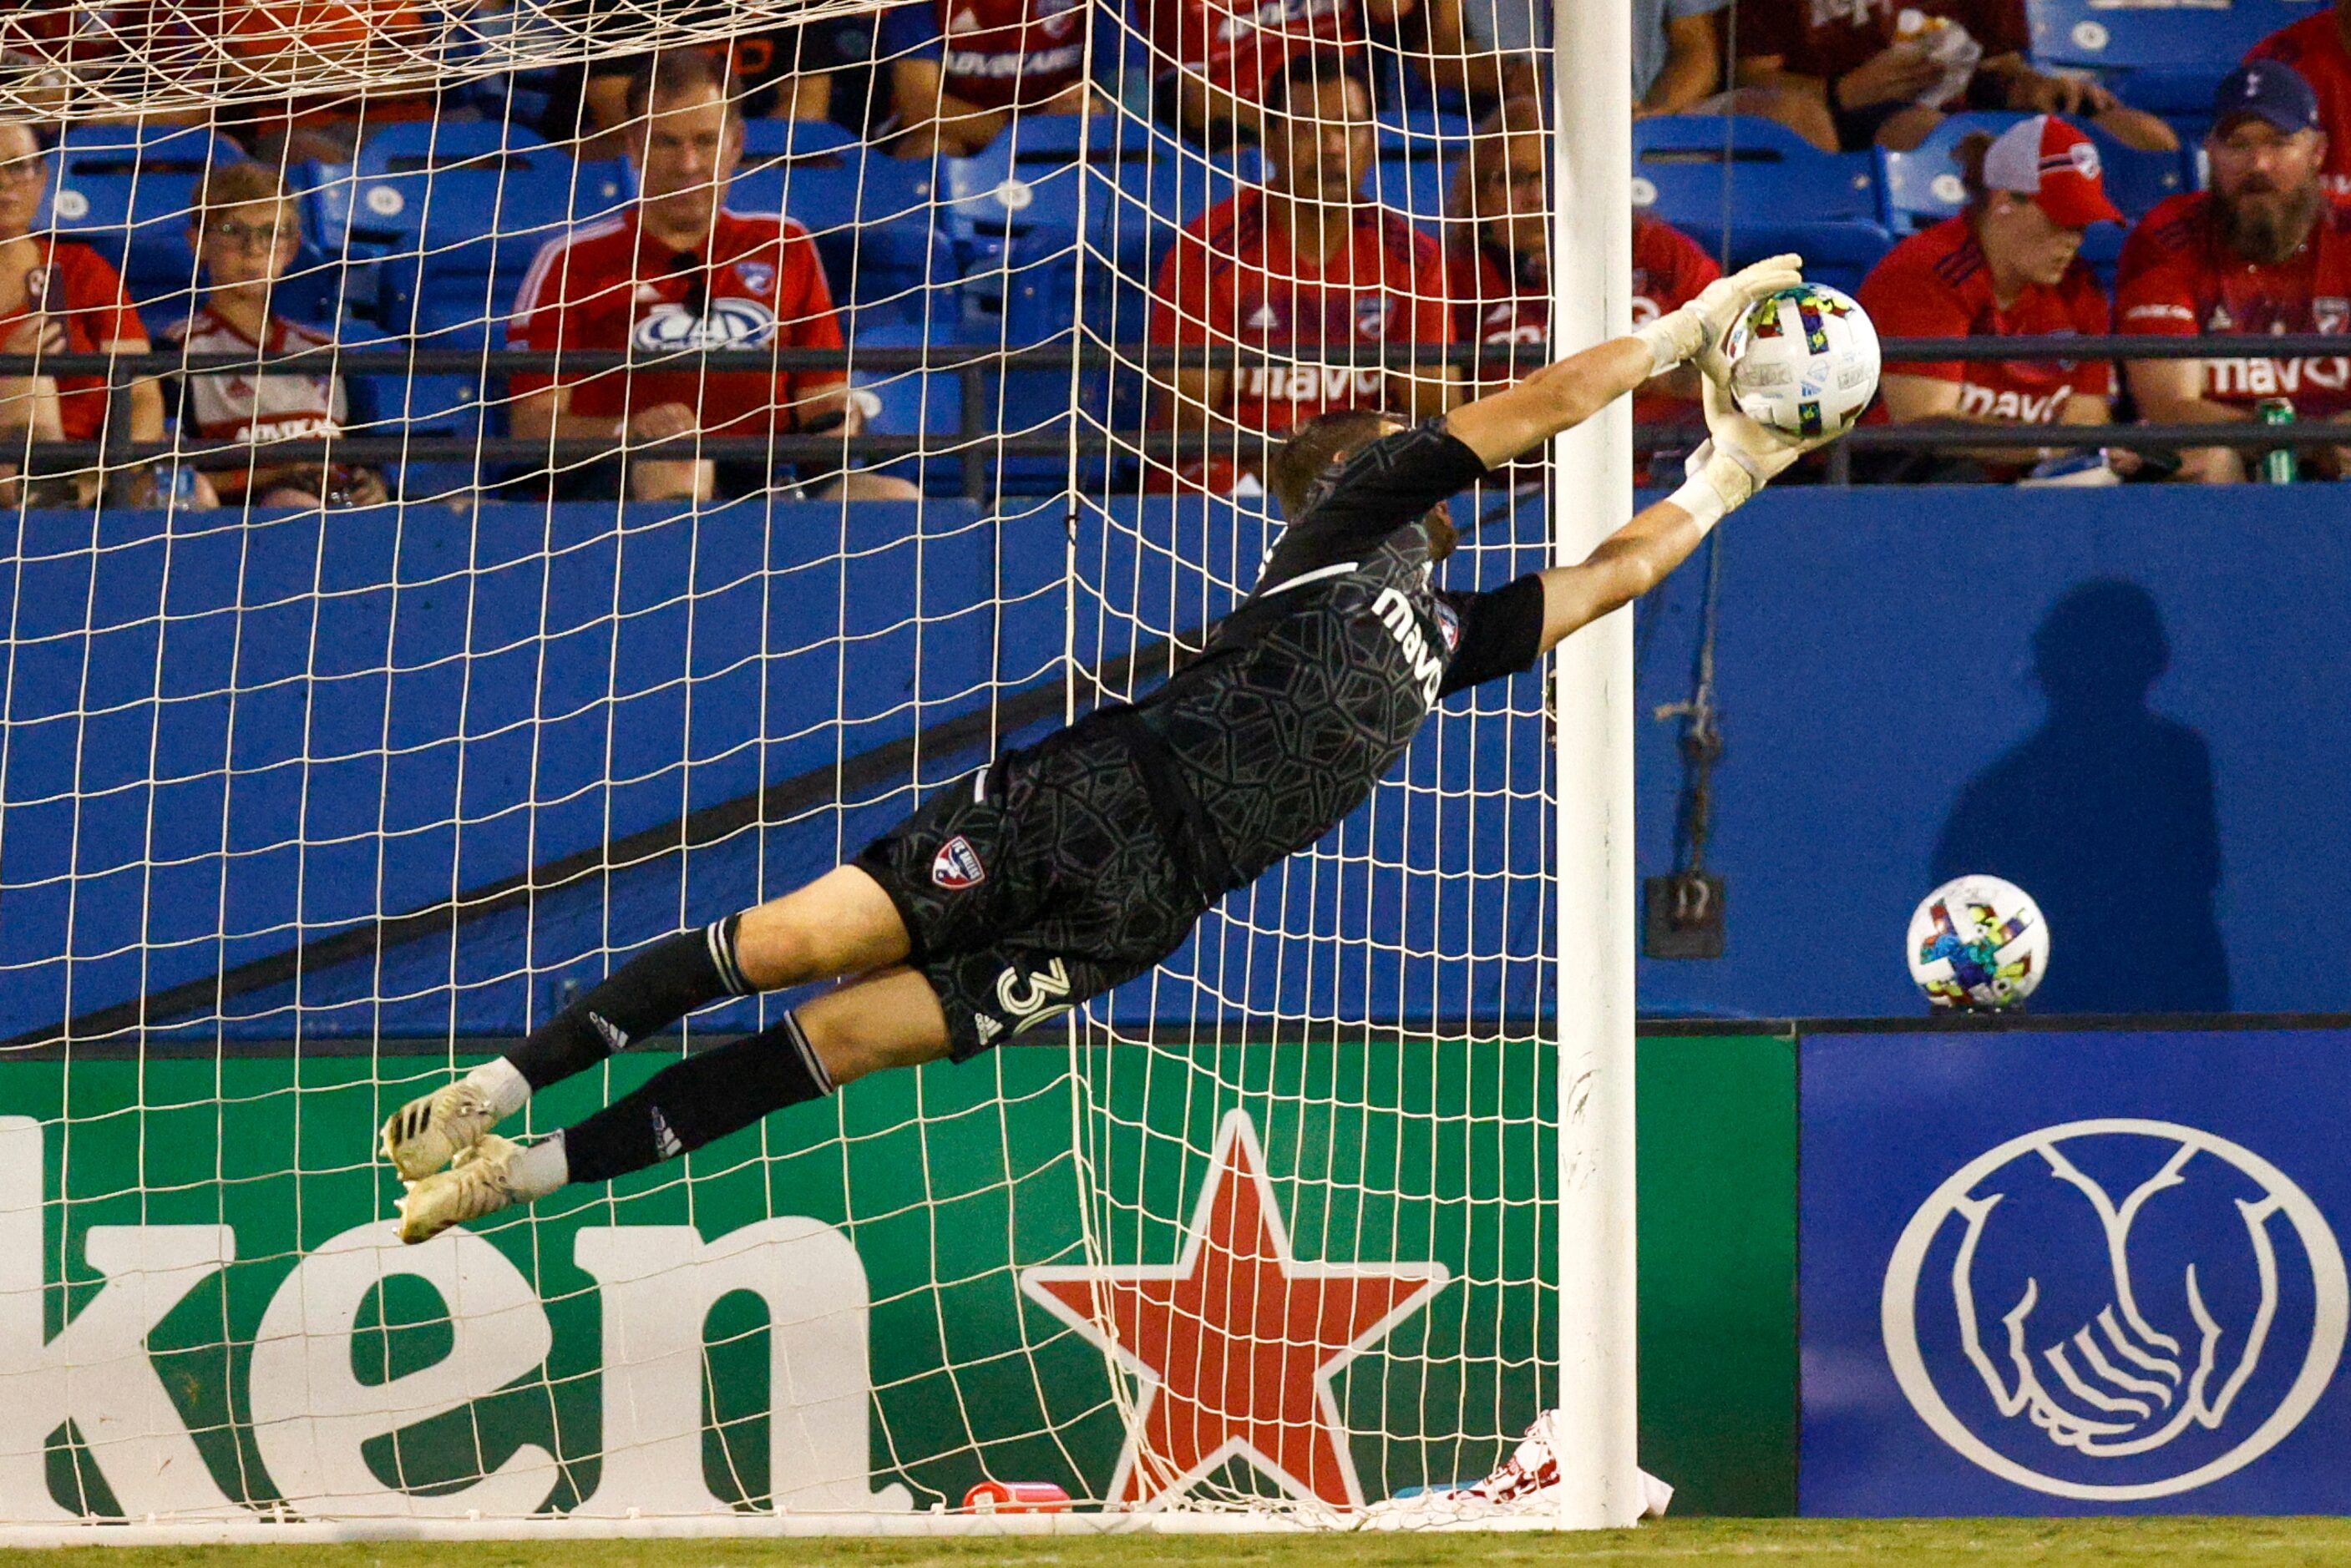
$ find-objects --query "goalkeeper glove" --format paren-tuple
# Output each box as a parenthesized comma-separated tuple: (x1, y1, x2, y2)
(1632, 252, 1805, 381)
(1669, 375, 1838, 534)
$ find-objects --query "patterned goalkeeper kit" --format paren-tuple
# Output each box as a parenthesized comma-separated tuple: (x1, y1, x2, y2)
(856, 421, 1548, 1058)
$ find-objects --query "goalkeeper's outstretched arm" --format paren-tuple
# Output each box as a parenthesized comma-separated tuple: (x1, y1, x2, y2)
(1527, 377, 1835, 655)
(1442, 253, 1801, 469)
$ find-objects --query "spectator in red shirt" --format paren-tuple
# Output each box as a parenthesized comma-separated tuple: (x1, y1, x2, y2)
(1141, 0, 1468, 148)
(165, 163, 383, 510)
(0, 119, 161, 507)
(198, 1, 439, 163)
(510, 53, 919, 505)
(2247, 0, 2351, 200)
(884, 0, 1111, 157)
(2119, 62, 2351, 483)
(1441, 96, 1720, 475)
(1148, 53, 1454, 494)
(1857, 115, 2121, 480)
(1735, 0, 2175, 154)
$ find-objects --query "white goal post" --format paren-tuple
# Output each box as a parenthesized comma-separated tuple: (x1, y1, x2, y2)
(1546, 0, 1644, 1531)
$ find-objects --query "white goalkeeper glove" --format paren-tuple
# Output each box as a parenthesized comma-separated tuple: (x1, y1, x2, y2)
(1631, 252, 1805, 382)
(1669, 375, 1838, 534)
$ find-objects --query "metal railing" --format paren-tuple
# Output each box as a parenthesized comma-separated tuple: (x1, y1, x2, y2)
(0, 333, 2338, 500)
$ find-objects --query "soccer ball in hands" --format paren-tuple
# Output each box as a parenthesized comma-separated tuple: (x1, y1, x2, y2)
(1725, 283, 1881, 439)
(1907, 875, 2050, 1011)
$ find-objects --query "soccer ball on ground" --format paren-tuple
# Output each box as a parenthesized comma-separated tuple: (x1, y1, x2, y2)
(1725, 283, 1881, 438)
(1907, 874, 2050, 1010)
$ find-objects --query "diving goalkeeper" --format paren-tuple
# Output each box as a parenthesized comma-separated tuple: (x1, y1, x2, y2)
(386, 254, 1832, 1243)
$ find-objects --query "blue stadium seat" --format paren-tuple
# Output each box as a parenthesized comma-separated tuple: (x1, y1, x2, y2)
(1370, 154, 1454, 237)
(730, 153, 960, 328)
(570, 158, 636, 223)
(342, 321, 492, 502)
(2028, 0, 2308, 116)
(346, 125, 583, 354)
(848, 321, 972, 497)
(740, 118, 859, 159)
(46, 124, 247, 331)
(1633, 114, 1892, 294)
(998, 113, 1091, 164)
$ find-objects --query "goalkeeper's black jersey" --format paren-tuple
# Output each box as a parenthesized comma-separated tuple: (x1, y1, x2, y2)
(1128, 419, 1546, 891)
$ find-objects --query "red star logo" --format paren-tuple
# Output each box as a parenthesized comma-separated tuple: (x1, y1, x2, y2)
(1020, 1110, 1451, 1510)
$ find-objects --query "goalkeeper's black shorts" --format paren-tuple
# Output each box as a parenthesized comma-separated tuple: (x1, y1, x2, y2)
(853, 709, 1219, 1061)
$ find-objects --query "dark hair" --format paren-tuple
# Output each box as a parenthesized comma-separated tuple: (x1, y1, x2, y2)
(1267, 410, 1459, 559)
(1261, 50, 1371, 122)
(1269, 409, 1392, 518)
(1953, 130, 1996, 211)
(626, 48, 739, 124)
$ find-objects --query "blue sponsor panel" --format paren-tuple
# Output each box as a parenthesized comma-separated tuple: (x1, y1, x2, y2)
(1801, 1028, 2351, 1515)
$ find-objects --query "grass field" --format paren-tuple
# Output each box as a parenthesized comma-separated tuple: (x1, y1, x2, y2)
(4, 1520, 2351, 1568)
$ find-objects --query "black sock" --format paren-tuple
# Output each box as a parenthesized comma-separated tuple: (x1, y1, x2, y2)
(559, 1011, 833, 1184)
(505, 913, 752, 1092)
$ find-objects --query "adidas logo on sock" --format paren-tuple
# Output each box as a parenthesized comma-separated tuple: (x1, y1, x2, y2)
(650, 1105, 682, 1160)
(588, 1011, 630, 1053)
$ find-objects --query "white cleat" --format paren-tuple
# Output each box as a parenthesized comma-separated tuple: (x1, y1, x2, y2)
(397, 1134, 531, 1244)
(382, 1079, 503, 1181)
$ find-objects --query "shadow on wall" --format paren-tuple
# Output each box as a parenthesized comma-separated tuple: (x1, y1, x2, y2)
(1932, 579, 2230, 1014)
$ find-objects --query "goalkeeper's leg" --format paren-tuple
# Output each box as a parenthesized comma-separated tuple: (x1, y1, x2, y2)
(381, 866, 909, 1180)
(396, 968, 947, 1242)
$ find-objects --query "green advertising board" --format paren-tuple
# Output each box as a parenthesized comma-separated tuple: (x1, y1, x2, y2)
(0, 1040, 1554, 1523)
(1635, 1031, 1798, 1516)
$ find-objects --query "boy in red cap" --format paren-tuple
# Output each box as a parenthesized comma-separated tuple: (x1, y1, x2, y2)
(1856, 114, 2120, 480)
(2117, 61, 2351, 483)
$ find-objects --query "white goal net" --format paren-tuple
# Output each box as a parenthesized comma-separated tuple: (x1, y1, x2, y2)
(0, 0, 1635, 1536)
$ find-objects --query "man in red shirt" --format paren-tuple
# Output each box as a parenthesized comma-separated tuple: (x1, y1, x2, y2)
(511, 52, 918, 504)
(1441, 96, 1720, 475)
(883, 0, 1108, 157)
(1735, 0, 2174, 154)
(1148, 53, 1453, 495)
(2247, 0, 2351, 199)
(1857, 115, 2120, 479)
(2118, 62, 2351, 483)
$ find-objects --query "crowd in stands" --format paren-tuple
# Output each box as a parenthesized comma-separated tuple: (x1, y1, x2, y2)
(1, 0, 2348, 504)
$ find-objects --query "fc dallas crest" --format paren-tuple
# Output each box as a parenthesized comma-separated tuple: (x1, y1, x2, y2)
(1021, 1110, 1450, 1509)
(931, 834, 985, 888)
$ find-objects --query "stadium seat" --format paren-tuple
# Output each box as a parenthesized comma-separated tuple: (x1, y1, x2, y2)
(1633, 114, 1893, 294)
(732, 148, 959, 326)
(940, 143, 1087, 236)
(2027, 0, 2309, 116)
(847, 321, 974, 497)
(1371, 154, 1454, 237)
(342, 321, 491, 502)
(347, 125, 586, 354)
(998, 113, 1091, 164)
(740, 118, 859, 159)
(570, 158, 636, 223)
(46, 124, 248, 331)
(958, 223, 1083, 342)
